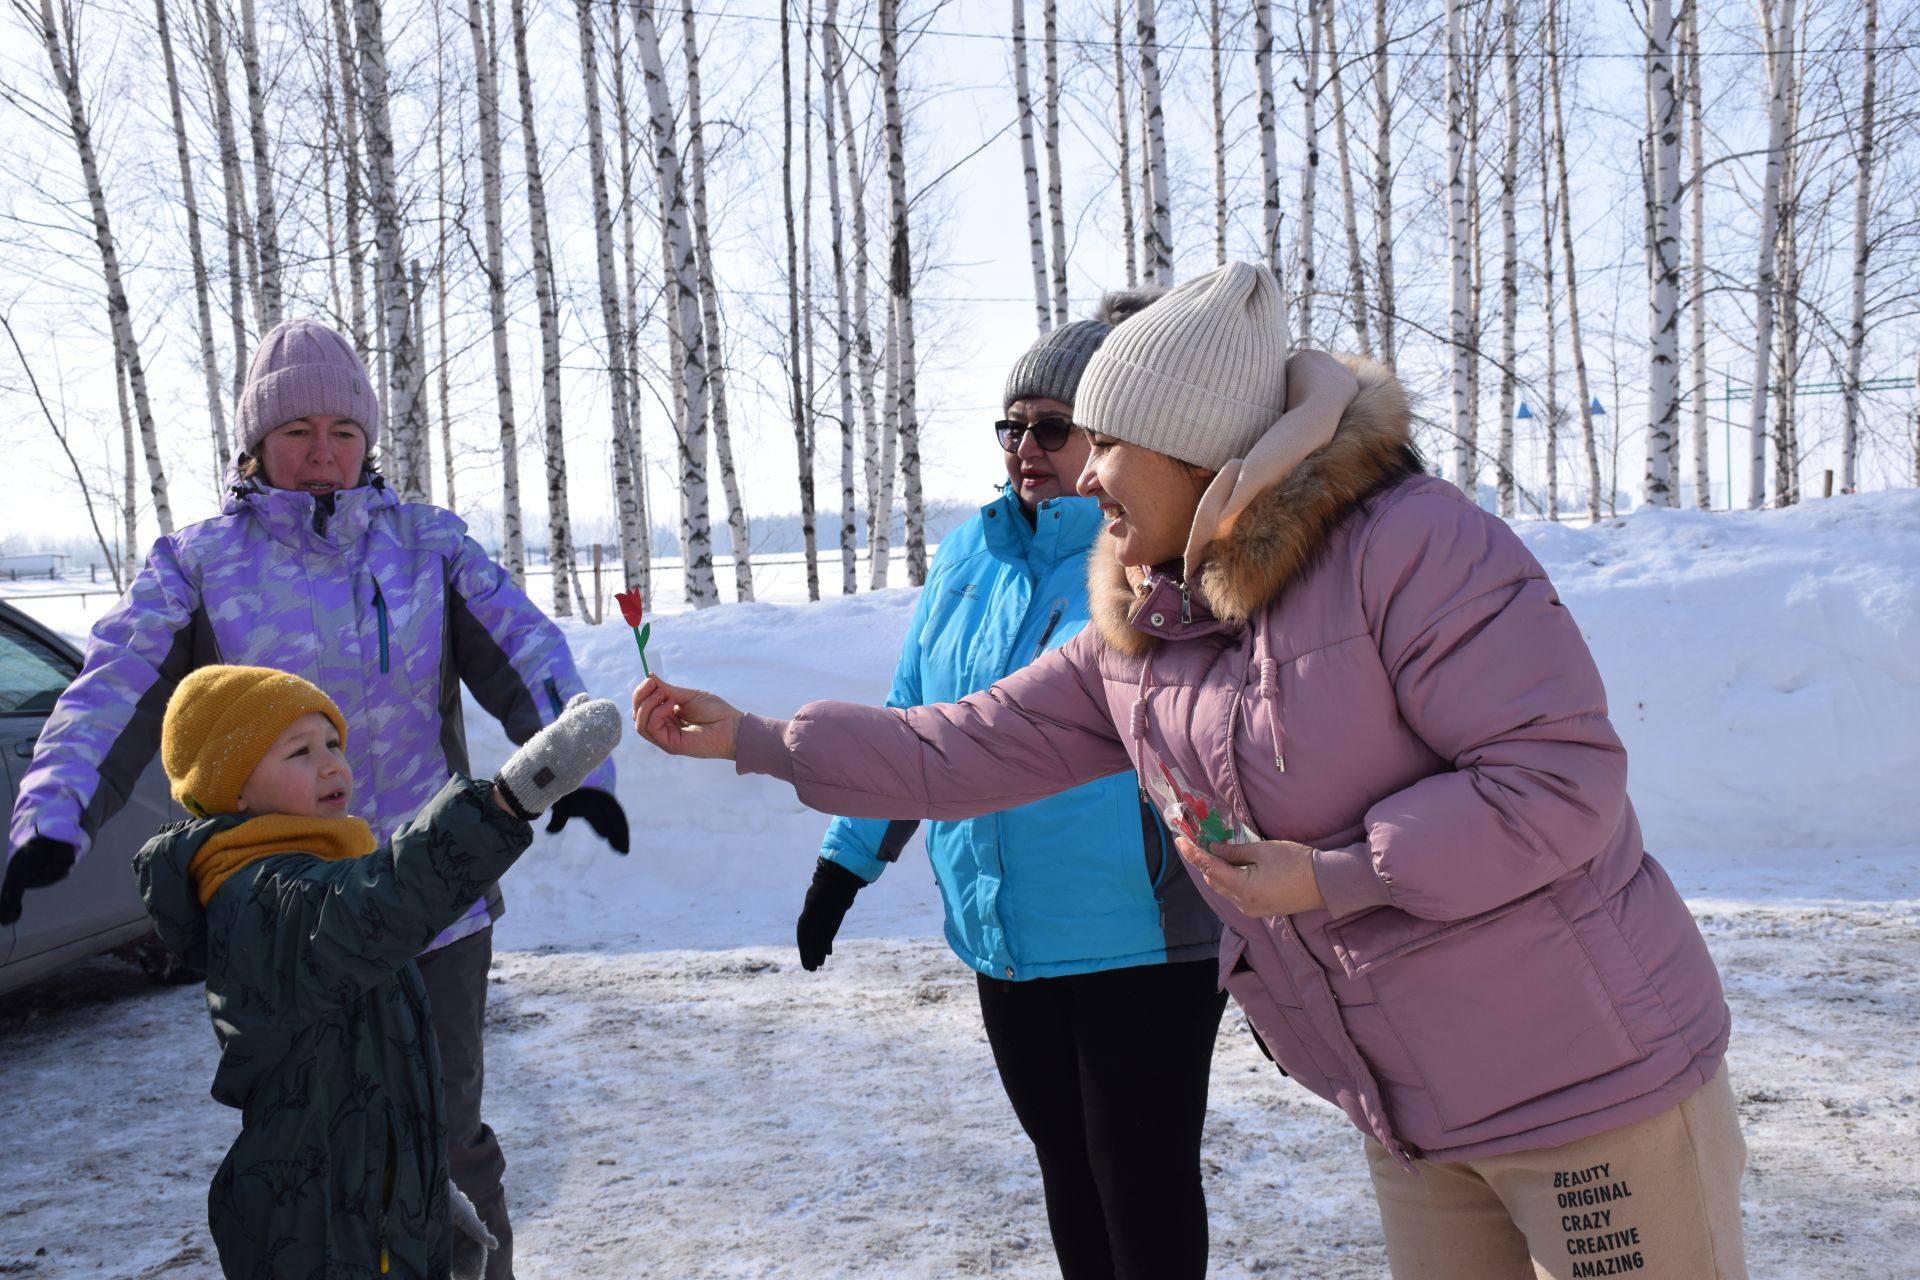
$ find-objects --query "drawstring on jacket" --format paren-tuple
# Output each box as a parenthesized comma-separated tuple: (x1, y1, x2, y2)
(1128, 574, 1162, 749)
(1253, 619, 1288, 773)
(1130, 649, 1156, 747)
(1257, 655, 1287, 773)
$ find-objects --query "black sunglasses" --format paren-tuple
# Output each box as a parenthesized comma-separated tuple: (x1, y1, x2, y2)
(995, 416, 1077, 453)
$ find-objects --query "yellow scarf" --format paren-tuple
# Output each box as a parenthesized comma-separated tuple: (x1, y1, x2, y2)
(189, 814, 378, 906)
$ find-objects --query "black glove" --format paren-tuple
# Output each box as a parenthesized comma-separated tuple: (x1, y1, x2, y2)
(544, 787, 629, 854)
(796, 857, 866, 972)
(1, 837, 77, 927)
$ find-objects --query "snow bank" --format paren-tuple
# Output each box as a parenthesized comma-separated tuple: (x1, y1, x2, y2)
(1514, 491, 1920, 854)
(487, 489, 1920, 952)
(15, 490, 1911, 949)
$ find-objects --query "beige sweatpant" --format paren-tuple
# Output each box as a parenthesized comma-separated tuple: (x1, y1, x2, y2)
(1364, 1065, 1747, 1280)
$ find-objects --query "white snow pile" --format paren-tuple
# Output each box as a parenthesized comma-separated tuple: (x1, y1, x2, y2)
(1, 490, 1916, 1278)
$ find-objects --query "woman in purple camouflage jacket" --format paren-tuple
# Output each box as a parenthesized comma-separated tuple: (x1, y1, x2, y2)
(631, 265, 1748, 1280)
(2, 318, 624, 1279)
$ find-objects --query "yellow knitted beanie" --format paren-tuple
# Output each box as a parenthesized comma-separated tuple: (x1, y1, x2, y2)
(161, 666, 349, 817)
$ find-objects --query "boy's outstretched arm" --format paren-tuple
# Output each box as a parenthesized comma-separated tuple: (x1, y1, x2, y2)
(247, 697, 624, 1021)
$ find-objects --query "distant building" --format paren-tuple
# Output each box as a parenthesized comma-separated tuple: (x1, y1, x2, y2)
(0, 552, 71, 577)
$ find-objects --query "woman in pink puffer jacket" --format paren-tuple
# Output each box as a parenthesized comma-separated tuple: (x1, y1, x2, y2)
(633, 263, 1746, 1280)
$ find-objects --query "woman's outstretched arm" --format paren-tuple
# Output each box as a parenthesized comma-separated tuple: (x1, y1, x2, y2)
(632, 635, 1132, 823)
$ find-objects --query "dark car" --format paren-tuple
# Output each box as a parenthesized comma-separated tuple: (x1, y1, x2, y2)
(0, 598, 186, 996)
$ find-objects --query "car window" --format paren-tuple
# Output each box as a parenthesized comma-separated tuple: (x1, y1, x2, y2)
(0, 618, 77, 714)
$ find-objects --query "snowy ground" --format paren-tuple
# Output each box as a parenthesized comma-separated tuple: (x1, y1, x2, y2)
(3, 495, 1918, 1277)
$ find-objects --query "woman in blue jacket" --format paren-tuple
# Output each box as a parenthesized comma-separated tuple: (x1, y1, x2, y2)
(794, 293, 1225, 1280)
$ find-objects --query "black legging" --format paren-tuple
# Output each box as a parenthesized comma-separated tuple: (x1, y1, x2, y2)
(976, 958, 1228, 1280)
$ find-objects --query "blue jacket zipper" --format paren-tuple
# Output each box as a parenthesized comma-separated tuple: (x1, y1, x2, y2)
(373, 585, 390, 673)
(1030, 603, 1066, 661)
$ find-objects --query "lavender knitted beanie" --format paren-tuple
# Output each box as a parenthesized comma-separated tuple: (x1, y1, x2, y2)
(234, 319, 380, 456)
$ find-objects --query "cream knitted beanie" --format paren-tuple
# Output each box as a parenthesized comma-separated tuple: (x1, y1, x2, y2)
(1073, 262, 1289, 471)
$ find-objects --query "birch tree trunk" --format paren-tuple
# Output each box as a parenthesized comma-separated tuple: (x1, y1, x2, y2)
(1773, 63, 1802, 510)
(156, 0, 230, 473)
(1445, 0, 1472, 496)
(431, 9, 454, 511)
(355, 0, 419, 498)
(822, 0, 859, 594)
(39, 0, 173, 534)
(681, 0, 754, 601)
(1013, 0, 1050, 331)
(1296, 0, 1322, 342)
(874, 317, 898, 586)
(1042, 0, 1068, 324)
(1255, 0, 1282, 272)
(609, 0, 652, 590)
(327, 0, 367, 358)
(801, 2, 818, 589)
(1746, 0, 1795, 510)
(1324, 0, 1371, 356)
(1210, 0, 1227, 266)
(209, 0, 259, 328)
(1841, 0, 1877, 494)
(1496, 0, 1519, 516)
(1548, 0, 1600, 520)
(1685, 0, 1710, 507)
(880, 0, 927, 582)
(629, 0, 717, 606)
(237, 0, 282, 328)
(1370, 0, 1395, 365)
(827, 18, 881, 575)
(782, 0, 820, 601)
(1537, 72, 1560, 521)
(1136, 0, 1173, 286)
(409, 261, 432, 500)
(1113, 0, 1138, 288)
(509, 0, 582, 611)
(575, 0, 651, 588)
(208, 0, 254, 398)
(506, 0, 572, 610)
(468, 0, 525, 581)
(319, 43, 343, 341)
(1643, 0, 1681, 507)
(115, 341, 136, 575)
(1463, 17, 1485, 496)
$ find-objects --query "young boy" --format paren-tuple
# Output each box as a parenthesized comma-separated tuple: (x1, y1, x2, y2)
(134, 664, 620, 1279)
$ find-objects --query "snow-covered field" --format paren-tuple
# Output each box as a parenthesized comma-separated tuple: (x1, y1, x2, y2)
(3, 493, 1917, 1277)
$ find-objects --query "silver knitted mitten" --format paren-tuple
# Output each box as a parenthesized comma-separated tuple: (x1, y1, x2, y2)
(493, 693, 623, 820)
(448, 1180, 498, 1280)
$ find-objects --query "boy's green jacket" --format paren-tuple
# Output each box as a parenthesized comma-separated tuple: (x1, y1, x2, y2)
(134, 776, 532, 1279)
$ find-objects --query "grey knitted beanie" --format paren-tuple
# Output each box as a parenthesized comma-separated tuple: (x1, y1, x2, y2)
(1003, 320, 1111, 409)
(1001, 289, 1162, 409)
(234, 318, 381, 456)
(1074, 262, 1291, 471)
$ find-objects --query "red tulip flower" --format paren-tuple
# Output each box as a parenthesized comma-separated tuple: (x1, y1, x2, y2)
(614, 589, 651, 676)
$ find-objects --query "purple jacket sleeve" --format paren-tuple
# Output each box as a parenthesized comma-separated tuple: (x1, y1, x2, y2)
(9, 536, 206, 859)
(444, 533, 614, 794)
(736, 631, 1132, 820)
(1312, 488, 1631, 923)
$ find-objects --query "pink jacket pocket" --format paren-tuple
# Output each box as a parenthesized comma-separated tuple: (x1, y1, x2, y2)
(1334, 892, 1647, 1132)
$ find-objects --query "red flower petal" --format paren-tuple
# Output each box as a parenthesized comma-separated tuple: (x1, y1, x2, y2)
(615, 589, 645, 628)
